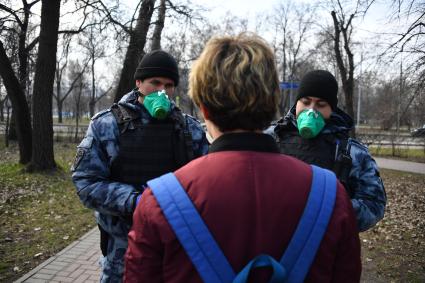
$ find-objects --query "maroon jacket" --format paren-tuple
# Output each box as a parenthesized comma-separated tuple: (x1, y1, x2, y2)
(124, 133, 361, 283)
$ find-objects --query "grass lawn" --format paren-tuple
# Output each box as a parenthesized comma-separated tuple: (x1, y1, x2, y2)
(0, 142, 95, 282)
(369, 147, 425, 163)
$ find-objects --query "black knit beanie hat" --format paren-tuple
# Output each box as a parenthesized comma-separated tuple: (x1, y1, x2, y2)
(133, 50, 179, 86)
(296, 70, 338, 110)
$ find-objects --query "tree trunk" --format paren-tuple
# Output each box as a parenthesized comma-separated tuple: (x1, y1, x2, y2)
(0, 83, 4, 121)
(7, 111, 17, 140)
(57, 99, 63, 123)
(18, 1, 30, 89)
(331, 11, 356, 137)
(74, 82, 83, 143)
(114, 0, 156, 102)
(55, 74, 63, 123)
(0, 100, 3, 122)
(5, 104, 10, 147)
(28, 0, 61, 171)
(281, 37, 287, 115)
(0, 40, 32, 163)
(89, 100, 95, 118)
(90, 55, 96, 117)
(75, 111, 80, 143)
(151, 0, 166, 51)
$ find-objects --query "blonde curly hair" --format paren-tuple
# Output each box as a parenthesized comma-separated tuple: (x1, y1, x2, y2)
(189, 33, 279, 131)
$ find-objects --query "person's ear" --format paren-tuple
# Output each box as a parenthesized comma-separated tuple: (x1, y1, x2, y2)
(199, 104, 210, 120)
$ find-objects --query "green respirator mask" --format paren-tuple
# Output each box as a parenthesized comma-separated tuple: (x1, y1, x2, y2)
(143, 90, 171, 120)
(296, 109, 325, 139)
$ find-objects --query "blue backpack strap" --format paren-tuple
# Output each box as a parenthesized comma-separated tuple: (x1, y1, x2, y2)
(280, 165, 337, 283)
(233, 254, 286, 283)
(149, 166, 336, 283)
(148, 173, 235, 283)
(233, 165, 337, 283)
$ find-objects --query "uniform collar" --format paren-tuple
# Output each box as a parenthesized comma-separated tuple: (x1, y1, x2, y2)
(209, 132, 280, 154)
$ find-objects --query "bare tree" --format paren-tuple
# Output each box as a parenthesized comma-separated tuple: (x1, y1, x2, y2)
(387, 0, 425, 128)
(5, 98, 12, 147)
(330, 0, 375, 137)
(271, 1, 315, 115)
(0, 0, 41, 89)
(111, 0, 203, 102)
(0, 40, 32, 163)
(163, 30, 193, 115)
(331, 8, 355, 123)
(388, 0, 424, 64)
(75, 0, 203, 103)
(27, 0, 61, 171)
(161, 11, 241, 117)
(0, 0, 41, 163)
(68, 61, 87, 142)
(1, 26, 20, 141)
(312, 27, 339, 76)
(0, 0, 95, 148)
(53, 35, 89, 123)
(114, 0, 156, 102)
(161, 16, 213, 117)
(78, 25, 112, 117)
(151, 0, 166, 51)
(272, 2, 290, 115)
(0, 79, 4, 121)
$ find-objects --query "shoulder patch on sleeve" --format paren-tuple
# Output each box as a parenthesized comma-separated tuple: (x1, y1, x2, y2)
(71, 148, 85, 172)
(91, 109, 111, 120)
(71, 136, 94, 172)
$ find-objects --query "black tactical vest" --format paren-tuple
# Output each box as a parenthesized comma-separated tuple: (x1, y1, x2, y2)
(276, 128, 353, 195)
(110, 104, 194, 187)
(277, 131, 341, 170)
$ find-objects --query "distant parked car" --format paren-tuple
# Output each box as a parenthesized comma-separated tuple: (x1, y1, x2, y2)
(411, 124, 425, 137)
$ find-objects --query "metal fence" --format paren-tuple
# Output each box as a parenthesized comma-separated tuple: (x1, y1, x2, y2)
(52, 124, 88, 142)
(357, 133, 425, 150)
(1, 123, 424, 151)
(0, 123, 88, 143)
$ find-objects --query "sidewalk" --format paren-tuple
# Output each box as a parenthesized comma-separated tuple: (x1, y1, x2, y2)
(15, 228, 100, 283)
(375, 157, 425, 175)
(14, 157, 424, 282)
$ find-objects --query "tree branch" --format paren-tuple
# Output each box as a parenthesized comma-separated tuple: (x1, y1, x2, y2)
(165, 0, 198, 20)
(97, 0, 131, 34)
(331, 10, 347, 82)
(94, 85, 112, 103)
(27, 0, 41, 7)
(61, 59, 91, 103)
(387, 20, 425, 52)
(130, 0, 143, 30)
(25, 36, 39, 52)
(0, 4, 23, 27)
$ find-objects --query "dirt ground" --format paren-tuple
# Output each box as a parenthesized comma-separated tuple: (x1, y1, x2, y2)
(359, 169, 425, 282)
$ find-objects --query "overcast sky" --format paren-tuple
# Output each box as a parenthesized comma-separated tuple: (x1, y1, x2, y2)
(194, 0, 281, 18)
(121, 0, 406, 41)
(203, 0, 404, 37)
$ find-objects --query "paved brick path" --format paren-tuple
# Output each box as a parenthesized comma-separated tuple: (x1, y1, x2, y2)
(15, 228, 101, 283)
